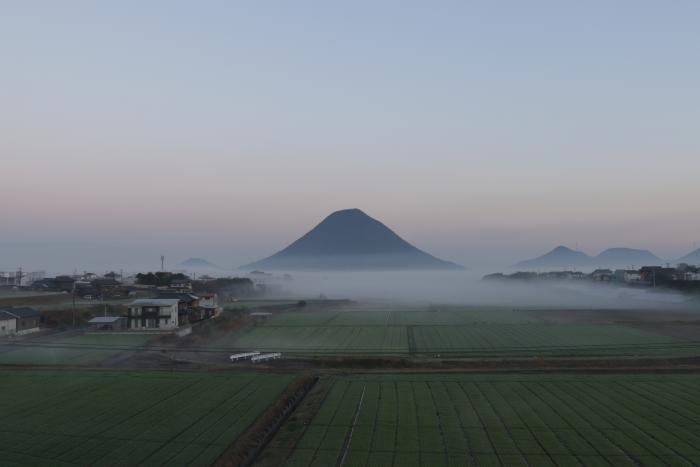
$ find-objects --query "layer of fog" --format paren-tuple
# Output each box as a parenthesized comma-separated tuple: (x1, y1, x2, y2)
(259, 270, 694, 310)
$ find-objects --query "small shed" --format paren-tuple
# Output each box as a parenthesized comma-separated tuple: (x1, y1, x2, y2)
(0, 307, 41, 335)
(87, 316, 127, 331)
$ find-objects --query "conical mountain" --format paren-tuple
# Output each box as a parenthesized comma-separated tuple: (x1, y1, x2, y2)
(240, 209, 464, 271)
(515, 246, 591, 269)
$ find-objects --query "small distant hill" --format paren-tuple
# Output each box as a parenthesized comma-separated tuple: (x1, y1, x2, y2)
(178, 258, 220, 269)
(516, 245, 669, 270)
(239, 208, 464, 271)
(593, 248, 663, 267)
(677, 248, 700, 265)
(515, 246, 591, 269)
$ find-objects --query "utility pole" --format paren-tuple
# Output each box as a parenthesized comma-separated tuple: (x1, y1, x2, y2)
(72, 282, 76, 327)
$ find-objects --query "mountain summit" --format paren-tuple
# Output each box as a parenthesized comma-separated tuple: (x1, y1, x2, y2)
(240, 208, 464, 271)
(178, 258, 220, 269)
(515, 246, 591, 269)
(516, 245, 667, 269)
(594, 248, 662, 266)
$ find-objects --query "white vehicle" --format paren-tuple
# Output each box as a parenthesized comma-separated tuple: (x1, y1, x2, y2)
(251, 352, 282, 363)
(229, 352, 260, 362)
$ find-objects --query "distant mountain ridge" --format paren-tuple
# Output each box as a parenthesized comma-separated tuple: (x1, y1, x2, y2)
(178, 258, 220, 269)
(515, 246, 590, 269)
(595, 248, 662, 265)
(516, 246, 665, 269)
(240, 208, 464, 271)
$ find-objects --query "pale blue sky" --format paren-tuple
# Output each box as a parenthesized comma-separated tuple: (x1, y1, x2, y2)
(1, 1, 699, 271)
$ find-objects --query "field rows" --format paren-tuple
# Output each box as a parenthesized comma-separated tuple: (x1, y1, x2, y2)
(262, 308, 535, 327)
(280, 374, 700, 466)
(217, 322, 685, 356)
(0, 371, 294, 466)
(0, 334, 154, 365)
(412, 324, 678, 354)
(230, 326, 409, 353)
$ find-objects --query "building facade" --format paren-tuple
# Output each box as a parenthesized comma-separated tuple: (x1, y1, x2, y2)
(0, 311, 18, 336)
(127, 299, 179, 330)
(0, 308, 41, 336)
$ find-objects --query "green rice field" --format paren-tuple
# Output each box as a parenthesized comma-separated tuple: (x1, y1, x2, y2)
(0, 371, 295, 466)
(0, 334, 154, 365)
(213, 308, 692, 357)
(276, 374, 700, 466)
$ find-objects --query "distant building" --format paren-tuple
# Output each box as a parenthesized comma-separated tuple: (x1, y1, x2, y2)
(640, 266, 676, 286)
(90, 278, 128, 298)
(168, 277, 193, 292)
(91, 278, 121, 289)
(154, 292, 219, 322)
(87, 316, 127, 331)
(613, 269, 642, 283)
(197, 293, 219, 319)
(75, 283, 99, 299)
(0, 307, 41, 336)
(198, 292, 217, 308)
(33, 276, 75, 292)
(673, 271, 700, 282)
(0, 271, 45, 287)
(591, 269, 613, 282)
(127, 299, 180, 330)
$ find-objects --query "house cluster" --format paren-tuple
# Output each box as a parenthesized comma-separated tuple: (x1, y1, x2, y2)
(0, 270, 45, 288)
(484, 263, 700, 289)
(590, 264, 700, 286)
(2, 268, 239, 334)
(31, 271, 130, 299)
(0, 307, 41, 337)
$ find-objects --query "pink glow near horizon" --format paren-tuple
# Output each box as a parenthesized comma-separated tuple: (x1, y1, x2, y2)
(2, 2, 699, 271)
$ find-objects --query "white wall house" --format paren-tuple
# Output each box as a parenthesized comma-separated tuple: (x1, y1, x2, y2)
(0, 311, 17, 336)
(128, 299, 180, 330)
(0, 308, 40, 336)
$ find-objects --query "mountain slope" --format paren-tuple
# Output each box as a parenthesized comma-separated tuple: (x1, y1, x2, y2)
(178, 258, 220, 269)
(515, 246, 591, 269)
(677, 248, 700, 265)
(239, 208, 464, 271)
(594, 248, 662, 266)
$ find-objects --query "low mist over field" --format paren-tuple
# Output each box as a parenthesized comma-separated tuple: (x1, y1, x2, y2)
(265, 269, 690, 308)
